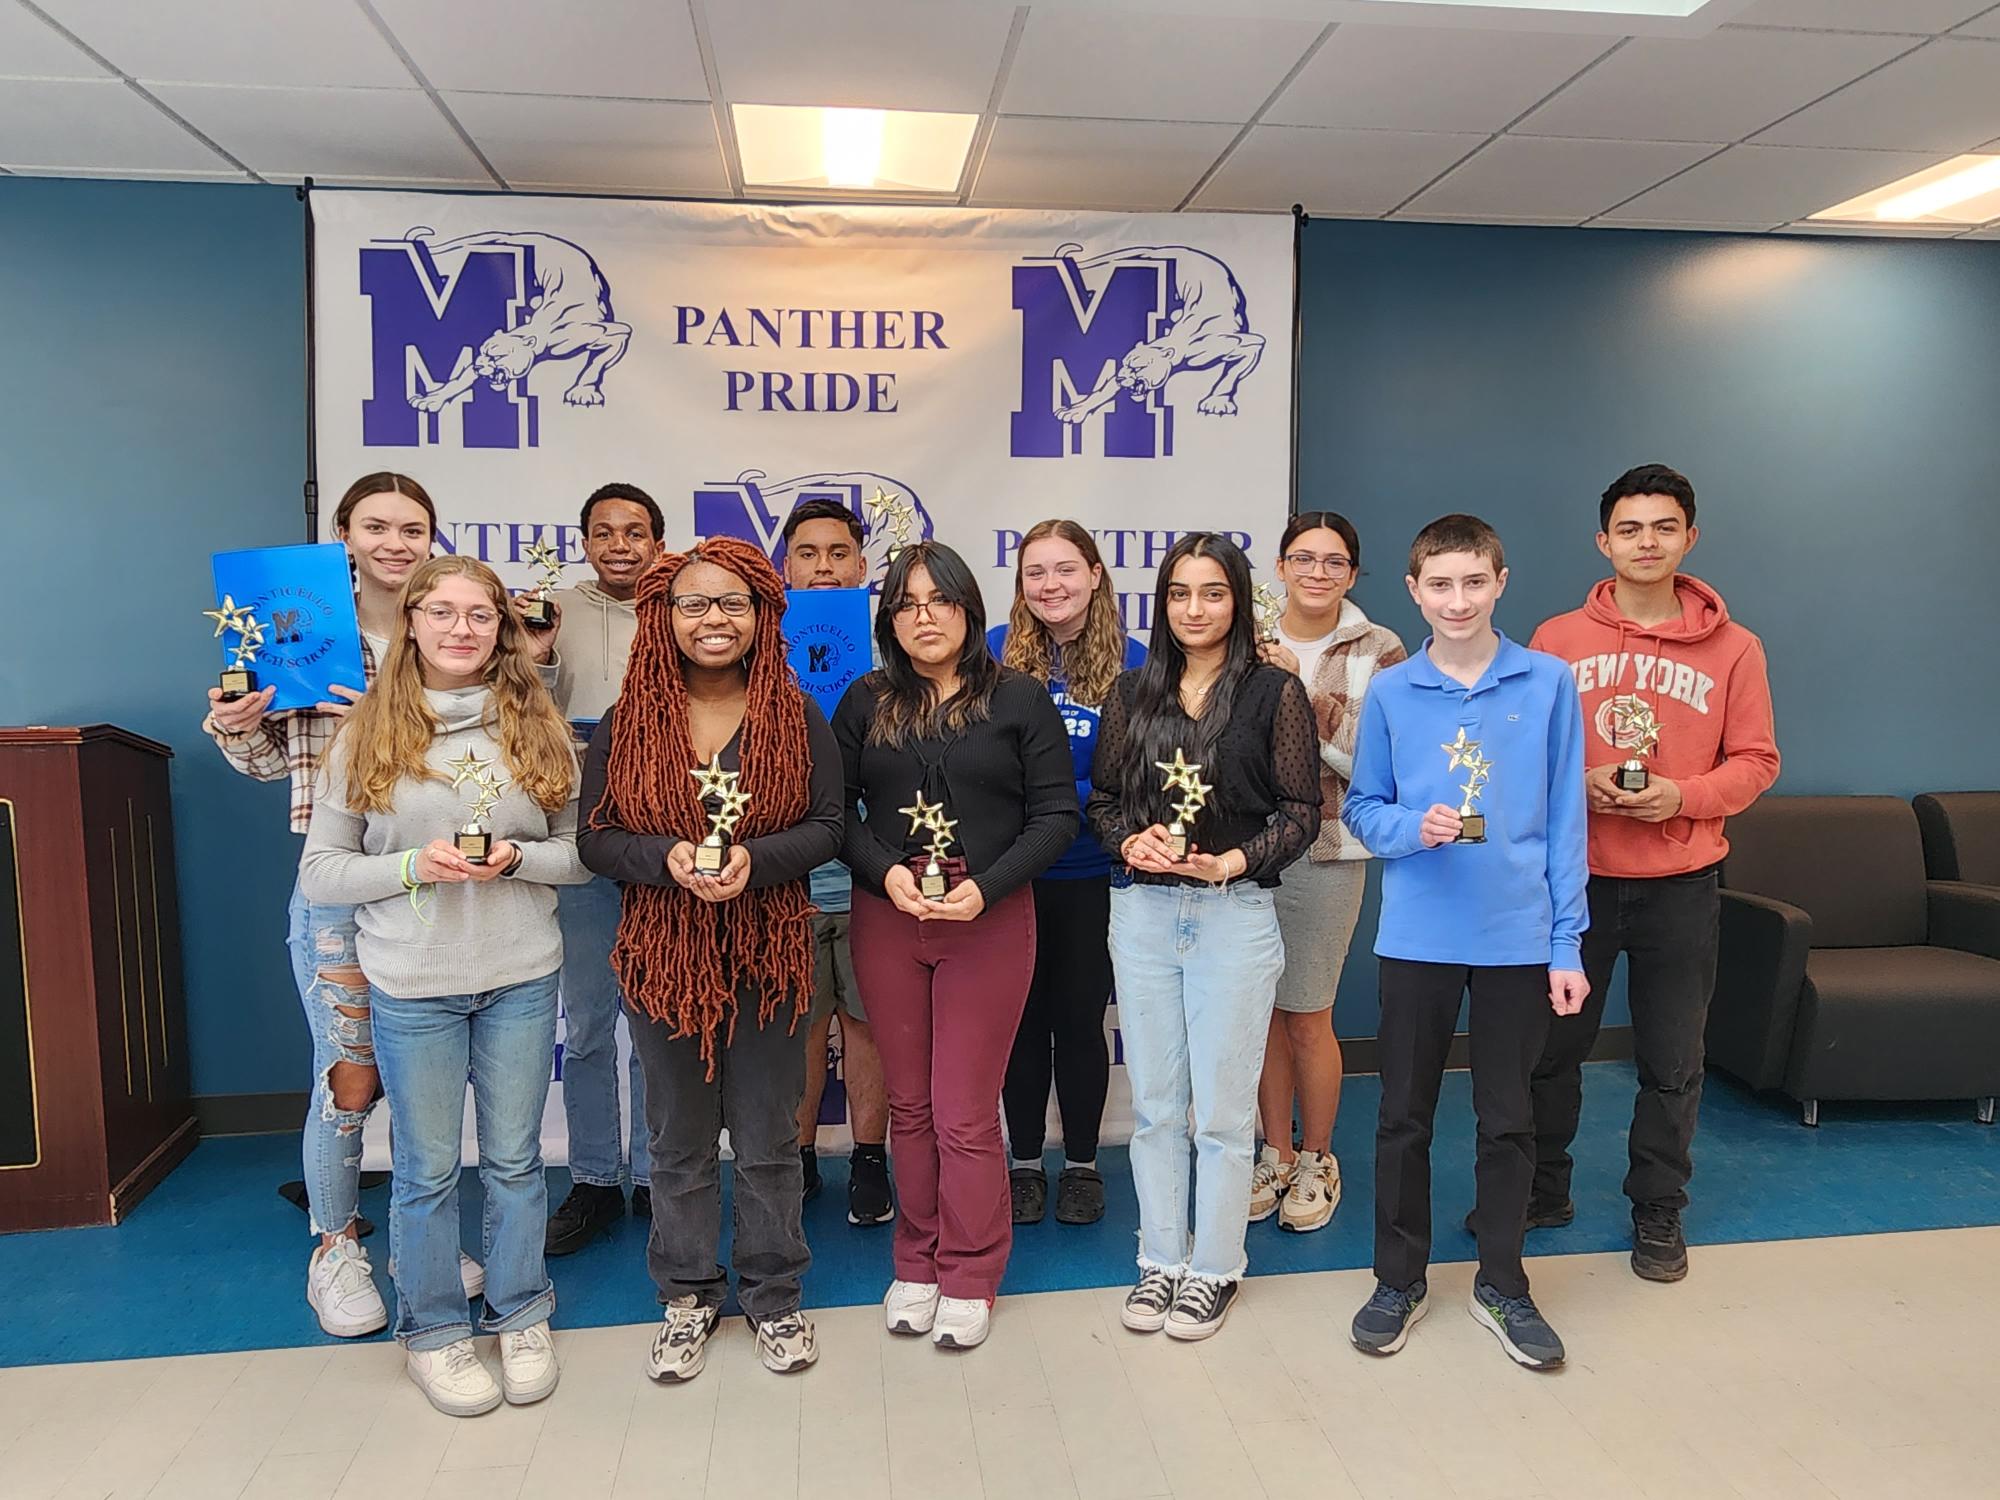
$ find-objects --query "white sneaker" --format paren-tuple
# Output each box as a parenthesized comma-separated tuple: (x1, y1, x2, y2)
(647, 1296, 719, 1383)
(1248, 1145, 1292, 1223)
(1279, 1150, 1341, 1234)
(306, 1238, 388, 1338)
(459, 1253, 485, 1302)
(499, 1320, 559, 1404)
(755, 1311, 819, 1373)
(884, 1279, 940, 1336)
(931, 1296, 991, 1350)
(406, 1339, 502, 1417)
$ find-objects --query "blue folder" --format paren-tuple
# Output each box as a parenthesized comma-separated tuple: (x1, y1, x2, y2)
(784, 587, 873, 718)
(210, 543, 368, 713)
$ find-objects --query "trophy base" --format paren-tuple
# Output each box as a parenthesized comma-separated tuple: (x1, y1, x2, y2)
(218, 667, 259, 701)
(1615, 761, 1650, 792)
(693, 838, 727, 875)
(907, 853, 967, 899)
(1165, 826, 1190, 860)
(455, 826, 492, 864)
(521, 598, 554, 630)
(1455, 812, 1487, 845)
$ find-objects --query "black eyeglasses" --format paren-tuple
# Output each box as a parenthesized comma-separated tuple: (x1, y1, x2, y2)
(669, 592, 755, 617)
(891, 595, 963, 620)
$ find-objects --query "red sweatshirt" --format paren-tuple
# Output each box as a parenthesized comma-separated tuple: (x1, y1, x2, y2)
(1530, 576, 1779, 878)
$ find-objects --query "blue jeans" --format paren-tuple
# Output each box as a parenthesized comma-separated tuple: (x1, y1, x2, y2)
(558, 877, 649, 1189)
(369, 974, 560, 1351)
(286, 880, 374, 1237)
(1108, 881, 1285, 1283)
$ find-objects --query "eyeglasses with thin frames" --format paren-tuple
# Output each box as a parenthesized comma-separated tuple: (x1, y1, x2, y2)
(891, 595, 962, 620)
(412, 602, 501, 633)
(1281, 552, 1355, 579)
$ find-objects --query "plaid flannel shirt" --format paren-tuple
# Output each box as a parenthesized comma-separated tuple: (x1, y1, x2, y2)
(203, 635, 380, 834)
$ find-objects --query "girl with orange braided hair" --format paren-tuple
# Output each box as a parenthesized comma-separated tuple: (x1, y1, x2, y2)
(576, 535, 842, 1383)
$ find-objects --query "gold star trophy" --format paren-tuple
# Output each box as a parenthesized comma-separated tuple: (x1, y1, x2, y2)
(898, 790, 964, 897)
(204, 594, 268, 701)
(1155, 748, 1214, 860)
(518, 540, 565, 630)
(1441, 726, 1490, 845)
(689, 754, 751, 875)
(1252, 581, 1284, 644)
(863, 486, 919, 562)
(1611, 698, 1662, 792)
(448, 748, 509, 864)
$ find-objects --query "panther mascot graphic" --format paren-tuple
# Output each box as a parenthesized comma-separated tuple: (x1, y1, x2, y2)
(403, 230, 632, 412)
(1050, 243, 1266, 424)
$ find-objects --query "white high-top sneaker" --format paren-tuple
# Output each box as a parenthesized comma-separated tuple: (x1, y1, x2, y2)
(305, 1237, 388, 1338)
(406, 1339, 502, 1416)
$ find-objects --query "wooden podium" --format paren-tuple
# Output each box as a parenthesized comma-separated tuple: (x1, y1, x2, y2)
(0, 726, 199, 1231)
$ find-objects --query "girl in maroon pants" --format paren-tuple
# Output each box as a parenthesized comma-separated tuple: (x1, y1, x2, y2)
(832, 541, 1076, 1351)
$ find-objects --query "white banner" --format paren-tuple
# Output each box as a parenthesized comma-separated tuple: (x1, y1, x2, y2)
(314, 190, 1295, 1166)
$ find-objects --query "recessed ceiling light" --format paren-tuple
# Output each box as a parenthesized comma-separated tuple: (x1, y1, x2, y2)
(1811, 155, 2000, 228)
(733, 104, 979, 195)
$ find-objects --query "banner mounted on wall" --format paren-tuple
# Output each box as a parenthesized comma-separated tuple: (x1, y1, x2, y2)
(309, 191, 1296, 632)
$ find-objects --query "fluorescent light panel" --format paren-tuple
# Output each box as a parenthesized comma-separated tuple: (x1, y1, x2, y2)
(1349, 1, 1712, 13)
(733, 104, 978, 194)
(1812, 155, 2000, 227)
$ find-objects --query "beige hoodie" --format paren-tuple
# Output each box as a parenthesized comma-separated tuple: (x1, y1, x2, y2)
(547, 580, 638, 722)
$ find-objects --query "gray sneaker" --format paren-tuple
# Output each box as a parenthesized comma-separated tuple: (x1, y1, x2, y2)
(1350, 1280, 1428, 1355)
(1468, 1279, 1565, 1369)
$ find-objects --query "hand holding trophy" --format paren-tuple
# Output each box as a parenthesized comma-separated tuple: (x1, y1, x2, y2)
(1611, 697, 1662, 792)
(897, 790, 964, 897)
(518, 540, 565, 630)
(204, 594, 268, 701)
(689, 753, 750, 875)
(1440, 726, 1490, 845)
(1154, 748, 1214, 860)
(447, 747, 509, 864)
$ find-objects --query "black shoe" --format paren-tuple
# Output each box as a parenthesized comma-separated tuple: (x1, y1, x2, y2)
(545, 1182, 623, 1257)
(801, 1146, 822, 1203)
(1631, 1203, 1689, 1282)
(1054, 1166, 1105, 1225)
(1464, 1197, 1574, 1236)
(848, 1148, 896, 1226)
(631, 1185, 651, 1223)
(1010, 1166, 1047, 1224)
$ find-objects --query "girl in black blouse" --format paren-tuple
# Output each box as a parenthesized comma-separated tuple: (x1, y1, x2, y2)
(832, 541, 1076, 1353)
(1087, 532, 1320, 1341)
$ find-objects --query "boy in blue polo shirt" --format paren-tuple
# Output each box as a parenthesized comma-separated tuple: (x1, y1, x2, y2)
(1342, 514, 1589, 1371)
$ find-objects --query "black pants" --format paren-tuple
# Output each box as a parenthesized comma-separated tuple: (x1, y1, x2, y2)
(1002, 876, 1113, 1163)
(629, 987, 810, 1321)
(1531, 867, 1720, 1212)
(1375, 960, 1551, 1300)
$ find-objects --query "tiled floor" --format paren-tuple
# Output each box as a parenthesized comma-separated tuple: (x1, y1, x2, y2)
(5, 1226, 1995, 1500)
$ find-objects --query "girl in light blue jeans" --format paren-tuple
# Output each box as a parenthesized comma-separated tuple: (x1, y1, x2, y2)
(1087, 533, 1321, 1341)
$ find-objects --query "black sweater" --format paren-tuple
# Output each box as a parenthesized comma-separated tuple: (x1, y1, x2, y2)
(1086, 663, 1321, 888)
(831, 670, 1077, 906)
(576, 697, 843, 889)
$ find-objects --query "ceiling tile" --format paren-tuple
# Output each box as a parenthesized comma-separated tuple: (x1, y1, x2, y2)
(706, 1, 1014, 113)
(33, 0, 410, 87)
(1266, 24, 1613, 134)
(1405, 135, 1714, 221)
(1727, 0, 1989, 31)
(445, 94, 728, 194)
(972, 116, 1235, 210)
(0, 2, 109, 78)
(1002, 12, 1322, 123)
(1516, 28, 1910, 143)
(1599, 142, 1949, 224)
(1754, 38, 2000, 151)
(148, 83, 488, 181)
(369, 0, 708, 99)
(1193, 124, 1483, 215)
(1958, 11, 2000, 38)
(0, 77, 233, 172)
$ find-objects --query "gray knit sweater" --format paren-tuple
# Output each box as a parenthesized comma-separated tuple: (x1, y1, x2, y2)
(299, 686, 587, 998)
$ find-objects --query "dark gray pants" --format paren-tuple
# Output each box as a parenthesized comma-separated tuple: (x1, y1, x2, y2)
(629, 991, 810, 1321)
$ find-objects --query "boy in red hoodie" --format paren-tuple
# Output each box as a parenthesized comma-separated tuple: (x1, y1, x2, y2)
(1527, 464, 1779, 1283)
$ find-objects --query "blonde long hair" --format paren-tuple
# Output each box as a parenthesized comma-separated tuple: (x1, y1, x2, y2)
(1001, 518, 1126, 708)
(337, 556, 575, 814)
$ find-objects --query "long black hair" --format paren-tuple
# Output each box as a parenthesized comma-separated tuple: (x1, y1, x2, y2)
(866, 540, 1001, 746)
(1119, 532, 1258, 827)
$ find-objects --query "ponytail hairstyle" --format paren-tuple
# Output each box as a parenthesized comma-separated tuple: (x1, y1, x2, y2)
(592, 535, 816, 1073)
(337, 556, 574, 814)
(1001, 517, 1127, 708)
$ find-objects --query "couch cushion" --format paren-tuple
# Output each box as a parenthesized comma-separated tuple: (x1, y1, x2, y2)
(1915, 793, 2000, 887)
(1784, 946, 2000, 1100)
(1722, 796, 1926, 948)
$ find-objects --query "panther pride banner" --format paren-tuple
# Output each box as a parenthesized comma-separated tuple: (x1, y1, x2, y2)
(310, 189, 1296, 1163)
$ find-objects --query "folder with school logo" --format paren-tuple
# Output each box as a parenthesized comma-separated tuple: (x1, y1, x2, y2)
(210, 543, 368, 713)
(784, 587, 873, 718)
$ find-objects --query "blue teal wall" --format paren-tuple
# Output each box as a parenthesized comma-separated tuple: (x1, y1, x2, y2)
(1301, 220, 2000, 1037)
(4, 185, 1995, 1088)
(0, 178, 307, 1097)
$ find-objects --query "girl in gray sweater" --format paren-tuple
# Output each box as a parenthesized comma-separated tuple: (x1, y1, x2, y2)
(301, 557, 587, 1417)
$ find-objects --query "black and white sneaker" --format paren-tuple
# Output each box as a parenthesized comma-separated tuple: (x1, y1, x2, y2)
(1468, 1279, 1566, 1370)
(1350, 1280, 1428, 1355)
(848, 1148, 896, 1226)
(1120, 1266, 1181, 1333)
(646, 1296, 719, 1383)
(1631, 1203, 1689, 1282)
(1163, 1276, 1238, 1341)
(753, 1310, 819, 1373)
